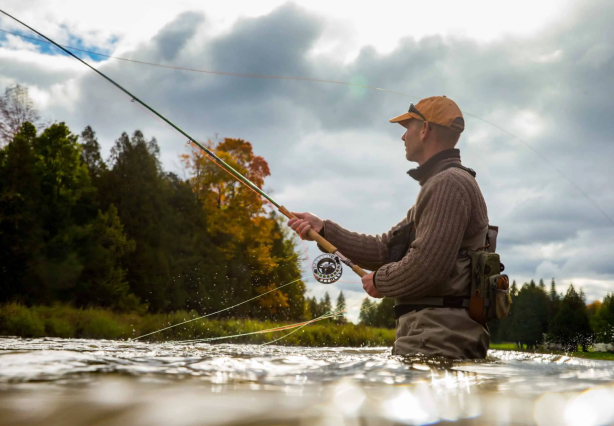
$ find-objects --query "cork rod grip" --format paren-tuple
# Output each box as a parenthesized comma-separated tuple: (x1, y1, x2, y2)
(278, 205, 369, 278)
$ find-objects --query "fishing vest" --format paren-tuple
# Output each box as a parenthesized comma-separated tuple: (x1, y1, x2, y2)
(389, 164, 510, 323)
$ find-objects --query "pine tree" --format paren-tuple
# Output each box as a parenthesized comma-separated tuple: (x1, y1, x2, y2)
(549, 284, 593, 351)
(359, 299, 375, 326)
(80, 126, 107, 183)
(591, 294, 614, 344)
(0, 122, 43, 301)
(374, 298, 396, 328)
(322, 292, 332, 314)
(510, 282, 550, 349)
(335, 291, 347, 324)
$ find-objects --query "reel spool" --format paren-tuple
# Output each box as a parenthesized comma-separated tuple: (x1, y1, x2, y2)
(312, 253, 343, 284)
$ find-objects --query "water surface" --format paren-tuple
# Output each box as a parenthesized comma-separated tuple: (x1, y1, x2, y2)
(1, 337, 613, 425)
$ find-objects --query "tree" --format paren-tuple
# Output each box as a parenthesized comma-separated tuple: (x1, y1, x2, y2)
(0, 122, 139, 309)
(509, 281, 550, 349)
(359, 299, 376, 326)
(182, 138, 297, 318)
(80, 126, 107, 184)
(0, 122, 44, 301)
(335, 291, 347, 324)
(0, 85, 43, 146)
(591, 294, 614, 344)
(549, 284, 593, 351)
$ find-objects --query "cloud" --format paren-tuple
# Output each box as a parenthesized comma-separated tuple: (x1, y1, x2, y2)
(2, 0, 614, 315)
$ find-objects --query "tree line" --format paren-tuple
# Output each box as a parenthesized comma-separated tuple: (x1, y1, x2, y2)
(0, 85, 308, 321)
(359, 279, 614, 351)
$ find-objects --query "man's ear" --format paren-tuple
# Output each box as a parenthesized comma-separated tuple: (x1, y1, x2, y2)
(419, 121, 430, 142)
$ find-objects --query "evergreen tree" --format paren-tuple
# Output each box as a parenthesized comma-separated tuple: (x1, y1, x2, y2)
(359, 299, 376, 326)
(80, 126, 107, 184)
(373, 298, 396, 328)
(0, 123, 44, 301)
(322, 292, 332, 314)
(508, 281, 550, 348)
(0, 122, 138, 308)
(591, 294, 614, 344)
(335, 291, 347, 324)
(549, 284, 593, 351)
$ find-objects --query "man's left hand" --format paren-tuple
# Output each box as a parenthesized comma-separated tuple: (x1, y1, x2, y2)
(362, 272, 383, 298)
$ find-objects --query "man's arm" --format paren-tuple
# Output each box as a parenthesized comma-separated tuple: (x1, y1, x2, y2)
(319, 217, 407, 271)
(373, 178, 470, 298)
(287, 211, 410, 272)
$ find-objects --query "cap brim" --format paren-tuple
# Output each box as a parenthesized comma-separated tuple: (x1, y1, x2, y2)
(389, 112, 422, 123)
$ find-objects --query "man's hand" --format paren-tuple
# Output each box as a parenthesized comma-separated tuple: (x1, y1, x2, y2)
(362, 272, 383, 298)
(287, 212, 324, 241)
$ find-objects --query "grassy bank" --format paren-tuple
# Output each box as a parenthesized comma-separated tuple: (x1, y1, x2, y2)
(0, 303, 395, 347)
(489, 342, 614, 361)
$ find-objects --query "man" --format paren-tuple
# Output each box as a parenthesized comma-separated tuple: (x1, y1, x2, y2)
(288, 96, 490, 359)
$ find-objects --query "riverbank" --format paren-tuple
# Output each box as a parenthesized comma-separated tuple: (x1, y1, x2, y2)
(4, 304, 613, 359)
(0, 303, 395, 347)
(489, 342, 614, 361)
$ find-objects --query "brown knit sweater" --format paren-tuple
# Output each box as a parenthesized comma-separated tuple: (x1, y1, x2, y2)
(321, 149, 489, 299)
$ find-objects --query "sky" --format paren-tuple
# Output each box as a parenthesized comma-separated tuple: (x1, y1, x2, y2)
(1, 0, 613, 322)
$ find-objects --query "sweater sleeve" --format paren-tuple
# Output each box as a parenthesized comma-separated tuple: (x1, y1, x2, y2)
(318, 216, 409, 271)
(373, 177, 470, 298)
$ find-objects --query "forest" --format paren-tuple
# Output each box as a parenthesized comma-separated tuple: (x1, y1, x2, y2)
(2, 84, 614, 351)
(360, 279, 614, 352)
(0, 85, 309, 322)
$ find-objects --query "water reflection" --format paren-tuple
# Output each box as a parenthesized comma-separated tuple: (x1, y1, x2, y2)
(0, 337, 614, 425)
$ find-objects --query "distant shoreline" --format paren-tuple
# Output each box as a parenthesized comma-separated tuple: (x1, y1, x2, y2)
(0, 303, 395, 347)
(3, 303, 613, 359)
(489, 342, 614, 361)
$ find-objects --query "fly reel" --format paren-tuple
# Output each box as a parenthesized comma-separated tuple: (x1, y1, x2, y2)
(312, 253, 343, 284)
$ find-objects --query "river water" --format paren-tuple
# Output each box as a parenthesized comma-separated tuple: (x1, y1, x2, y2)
(1, 337, 614, 426)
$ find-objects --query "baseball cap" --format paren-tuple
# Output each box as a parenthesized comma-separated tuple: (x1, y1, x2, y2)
(389, 96, 465, 133)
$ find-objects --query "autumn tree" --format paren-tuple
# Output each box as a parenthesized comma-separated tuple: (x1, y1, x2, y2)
(183, 138, 304, 319)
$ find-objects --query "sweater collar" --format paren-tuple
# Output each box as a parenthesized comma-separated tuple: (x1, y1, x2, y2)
(407, 148, 461, 185)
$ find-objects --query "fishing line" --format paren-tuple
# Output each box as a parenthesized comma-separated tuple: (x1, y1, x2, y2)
(1, 25, 610, 226)
(175, 308, 345, 344)
(132, 276, 307, 340)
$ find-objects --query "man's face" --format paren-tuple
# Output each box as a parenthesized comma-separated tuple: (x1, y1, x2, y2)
(401, 119, 423, 162)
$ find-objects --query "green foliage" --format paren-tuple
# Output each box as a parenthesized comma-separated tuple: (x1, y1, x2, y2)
(335, 291, 347, 324)
(0, 303, 395, 346)
(0, 303, 45, 337)
(0, 116, 305, 322)
(590, 294, 614, 344)
(549, 284, 593, 351)
(359, 297, 395, 328)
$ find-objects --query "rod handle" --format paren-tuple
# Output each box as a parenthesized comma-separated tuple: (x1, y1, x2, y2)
(278, 205, 369, 279)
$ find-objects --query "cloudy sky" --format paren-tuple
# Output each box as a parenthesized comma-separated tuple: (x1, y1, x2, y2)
(1, 0, 613, 321)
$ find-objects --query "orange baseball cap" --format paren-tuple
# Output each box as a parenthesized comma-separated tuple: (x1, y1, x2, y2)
(389, 96, 465, 133)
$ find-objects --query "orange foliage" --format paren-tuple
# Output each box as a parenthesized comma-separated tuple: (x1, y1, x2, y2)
(182, 138, 289, 314)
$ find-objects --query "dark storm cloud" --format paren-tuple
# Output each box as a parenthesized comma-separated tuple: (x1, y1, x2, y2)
(3, 0, 614, 300)
(152, 12, 204, 62)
